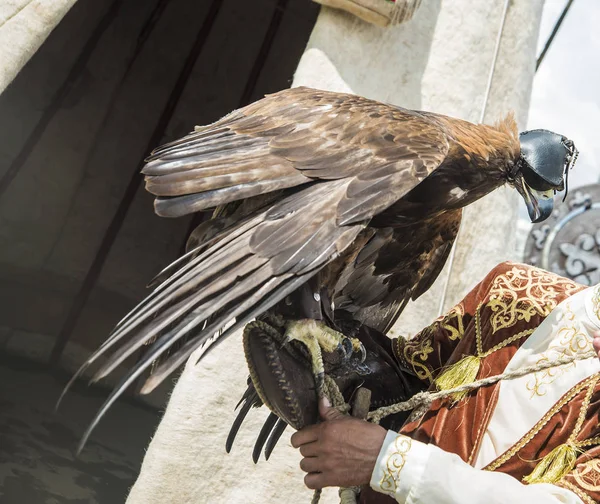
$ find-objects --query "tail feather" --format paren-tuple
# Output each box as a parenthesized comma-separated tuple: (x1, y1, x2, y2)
(60, 217, 262, 405)
(91, 260, 272, 382)
(72, 180, 365, 450)
(226, 386, 261, 453)
(235, 380, 259, 410)
(77, 269, 316, 454)
(145, 244, 203, 290)
(140, 269, 315, 394)
(106, 219, 262, 345)
(264, 419, 287, 460)
(252, 412, 279, 463)
(97, 249, 249, 363)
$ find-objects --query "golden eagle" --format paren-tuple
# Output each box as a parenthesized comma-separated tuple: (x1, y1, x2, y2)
(67, 87, 577, 449)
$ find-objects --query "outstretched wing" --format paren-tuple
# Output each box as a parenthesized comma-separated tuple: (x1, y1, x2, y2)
(69, 87, 453, 448)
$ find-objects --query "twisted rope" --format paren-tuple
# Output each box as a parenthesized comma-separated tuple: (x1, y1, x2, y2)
(311, 489, 323, 504)
(368, 349, 597, 424)
(339, 486, 361, 504)
(324, 375, 351, 412)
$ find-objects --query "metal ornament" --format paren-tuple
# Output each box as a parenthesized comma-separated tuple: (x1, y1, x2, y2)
(524, 183, 600, 286)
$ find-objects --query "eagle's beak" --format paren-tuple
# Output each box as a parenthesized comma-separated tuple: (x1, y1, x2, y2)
(514, 175, 555, 223)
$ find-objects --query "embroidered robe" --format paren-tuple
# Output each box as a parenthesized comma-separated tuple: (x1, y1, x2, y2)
(362, 262, 600, 504)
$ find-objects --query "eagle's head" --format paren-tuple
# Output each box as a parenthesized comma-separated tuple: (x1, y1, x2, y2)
(510, 130, 578, 223)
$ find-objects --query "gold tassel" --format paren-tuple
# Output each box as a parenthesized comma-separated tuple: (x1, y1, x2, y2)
(523, 443, 581, 484)
(434, 355, 481, 402)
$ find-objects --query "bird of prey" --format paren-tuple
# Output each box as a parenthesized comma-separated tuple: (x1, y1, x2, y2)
(68, 87, 577, 449)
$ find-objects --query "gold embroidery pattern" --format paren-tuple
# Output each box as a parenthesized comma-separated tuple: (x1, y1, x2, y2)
(393, 337, 409, 368)
(402, 332, 434, 383)
(475, 306, 536, 358)
(558, 480, 596, 504)
(487, 265, 580, 334)
(402, 302, 465, 383)
(527, 301, 594, 397)
(379, 435, 412, 495)
(484, 374, 600, 472)
(571, 379, 597, 442)
(440, 303, 466, 341)
(572, 459, 600, 492)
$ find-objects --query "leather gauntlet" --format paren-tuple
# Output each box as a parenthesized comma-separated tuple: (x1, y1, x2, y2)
(227, 316, 425, 461)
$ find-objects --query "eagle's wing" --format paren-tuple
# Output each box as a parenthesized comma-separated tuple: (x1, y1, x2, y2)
(143, 86, 449, 224)
(335, 211, 462, 333)
(70, 88, 452, 448)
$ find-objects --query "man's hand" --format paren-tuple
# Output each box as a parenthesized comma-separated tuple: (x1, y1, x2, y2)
(290, 397, 387, 490)
(594, 330, 600, 361)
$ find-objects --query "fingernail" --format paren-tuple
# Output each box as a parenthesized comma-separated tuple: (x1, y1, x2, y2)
(322, 396, 331, 408)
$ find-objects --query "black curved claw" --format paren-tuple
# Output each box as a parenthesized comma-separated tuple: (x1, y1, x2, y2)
(357, 342, 367, 363)
(340, 338, 367, 363)
(341, 337, 354, 358)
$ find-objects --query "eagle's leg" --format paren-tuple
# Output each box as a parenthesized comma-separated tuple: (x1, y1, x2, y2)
(283, 319, 365, 398)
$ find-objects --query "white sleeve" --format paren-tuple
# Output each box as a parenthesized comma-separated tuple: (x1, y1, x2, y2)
(369, 431, 584, 504)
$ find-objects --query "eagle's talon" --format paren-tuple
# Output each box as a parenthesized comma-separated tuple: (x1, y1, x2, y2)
(357, 342, 367, 363)
(339, 337, 367, 363)
(341, 337, 354, 359)
(345, 337, 367, 363)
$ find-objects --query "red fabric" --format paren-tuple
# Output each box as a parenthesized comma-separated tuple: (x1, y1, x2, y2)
(364, 262, 600, 503)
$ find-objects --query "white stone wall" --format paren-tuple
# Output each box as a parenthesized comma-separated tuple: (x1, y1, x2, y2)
(126, 1, 544, 504)
(0, 0, 78, 94)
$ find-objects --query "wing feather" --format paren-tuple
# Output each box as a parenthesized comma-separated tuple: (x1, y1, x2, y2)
(143, 87, 450, 218)
(335, 211, 462, 332)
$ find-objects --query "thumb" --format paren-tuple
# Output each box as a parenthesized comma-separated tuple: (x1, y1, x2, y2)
(319, 396, 345, 421)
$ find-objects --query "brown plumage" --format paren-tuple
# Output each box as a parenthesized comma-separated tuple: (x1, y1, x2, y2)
(69, 86, 574, 448)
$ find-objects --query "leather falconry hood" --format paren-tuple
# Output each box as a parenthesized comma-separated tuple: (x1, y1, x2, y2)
(519, 129, 578, 192)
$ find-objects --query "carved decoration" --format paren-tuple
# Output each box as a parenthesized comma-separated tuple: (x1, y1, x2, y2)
(524, 184, 600, 286)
